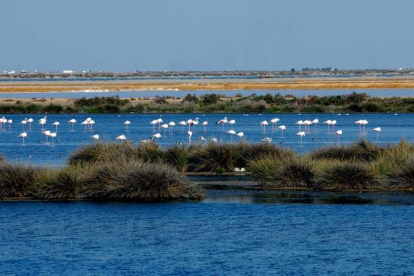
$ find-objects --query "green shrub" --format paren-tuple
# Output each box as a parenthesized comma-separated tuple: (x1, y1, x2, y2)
(310, 140, 381, 161)
(374, 140, 414, 176)
(238, 143, 294, 167)
(187, 143, 241, 172)
(84, 159, 204, 202)
(0, 163, 39, 198)
(36, 165, 89, 199)
(389, 158, 414, 190)
(317, 162, 380, 191)
(164, 145, 189, 172)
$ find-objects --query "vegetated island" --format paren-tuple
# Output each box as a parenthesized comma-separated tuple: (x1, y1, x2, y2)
(1, 140, 414, 202)
(0, 92, 414, 114)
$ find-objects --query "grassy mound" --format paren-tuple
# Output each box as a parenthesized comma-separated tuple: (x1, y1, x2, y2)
(36, 165, 90, 199)
(249, 156, 314, 188)
(187, 143, 242, 172)
(0, 163, 39, 198)
(318, 162, 380, 191)
(163, 145, 189, 172)
(388, 158, 414, 190)
(311, 140, 381, 162)
(85, 159, 203, 202)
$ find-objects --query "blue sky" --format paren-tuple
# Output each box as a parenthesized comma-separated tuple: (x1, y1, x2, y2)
(1, 0, 413, 71)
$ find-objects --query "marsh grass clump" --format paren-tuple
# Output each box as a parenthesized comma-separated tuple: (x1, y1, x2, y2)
(238, 143, 294, 167)
(163, 145, 189, 172)
(249, 156, 315, 188)
(248, 155, 284, 185)
(35, 165, 90, 199)
(310, 140, 381, 161)
(85, 159, 204, 202)
(69, 142, 138, 165)
(187, 143, 241, 172)
(135, 142, 163, 163)
(0, 163, 39, 198)
(318, 162, 380, 191)
(374, 140, 414, 177)
(388, 158, 414, 190)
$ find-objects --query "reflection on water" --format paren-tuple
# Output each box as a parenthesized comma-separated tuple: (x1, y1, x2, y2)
(204, 190, 414, 205)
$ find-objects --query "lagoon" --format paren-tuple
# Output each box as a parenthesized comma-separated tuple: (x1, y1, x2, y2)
(1, 113, 414, 166)
(1, 195, 414, 275)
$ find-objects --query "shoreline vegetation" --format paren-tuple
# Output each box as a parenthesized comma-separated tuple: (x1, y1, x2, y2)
(1, 92, 414, 114)
(2, 140, 414, 202)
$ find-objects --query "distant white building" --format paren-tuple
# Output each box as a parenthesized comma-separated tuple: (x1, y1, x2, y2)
(63, 70, 75, 74)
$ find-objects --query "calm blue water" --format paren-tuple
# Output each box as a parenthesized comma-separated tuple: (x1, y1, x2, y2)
(0, 113, 413, 166)
(1, 199, 414, 275)
(1, 89, 413, 98)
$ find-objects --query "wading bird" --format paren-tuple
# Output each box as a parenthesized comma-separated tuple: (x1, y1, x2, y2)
(373, 127, 381, 140)
(296, 131, 306, 144)
(68, 119, 77, 130)
(262, 137, 272, 143)
(260, 120, 269, 132)
(18, 132, 27, 144)
(92, 134, 100, 140)
(216, 117, 228, 130)
(124, 120, 131, 131)
(116, 135, 127, 141)
(227, 129, 236, 142)
(52, 122, 60, 133)
(188, 130, 193, 143)
(278, 125, 286, 137)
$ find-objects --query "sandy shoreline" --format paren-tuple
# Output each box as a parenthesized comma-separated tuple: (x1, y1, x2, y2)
(1, 77, 414, 93)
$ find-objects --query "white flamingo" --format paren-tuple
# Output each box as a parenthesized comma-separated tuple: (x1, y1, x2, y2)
(152, 133, 162, 141)
(27, 118, 33, 130)
(373, 127, 381, 140)
(202, 121, 208, 132)
(178, 121, 186, 132)
(168, 121, 176, 133)
(68, 119, 76, 131)
(312, 119, 319, 130)
(278, 125, 286, 137)
(228, 119, 235, 129)
(43, 130, 51, 143)
(227, 129, 236, 142)
(236, 132, 244, 140)
(324, 120, 332, 132)
(7, 119, 12, 129)
(150, 120, 158, 131)
(52, 122, 60, 133)
(260, 121, 269, 132)
(216, 117, 228, 130)
(49, 132, 57, 144)
(161, 123, 169, 136)
(296, 131, 306, 144)
(116, 135, 127, 141)
(188, 130, 193, 143)
(124, 120, 131, 131)
(156, 118, 163, 130)
(271, 118, 280, 130)
(296, 120, 304, 131)
(92, 134, 100, 140)
(18, 132, 27, 144)
(21, 118, 27, 129)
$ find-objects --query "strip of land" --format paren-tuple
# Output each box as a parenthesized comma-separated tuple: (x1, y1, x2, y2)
(2, 77, 414, 93)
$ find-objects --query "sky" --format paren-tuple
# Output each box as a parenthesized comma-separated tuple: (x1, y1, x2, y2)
(1, 0, 413, 72)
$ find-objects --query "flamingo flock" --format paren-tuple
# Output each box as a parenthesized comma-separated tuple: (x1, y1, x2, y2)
(0, 115, 384, 147)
